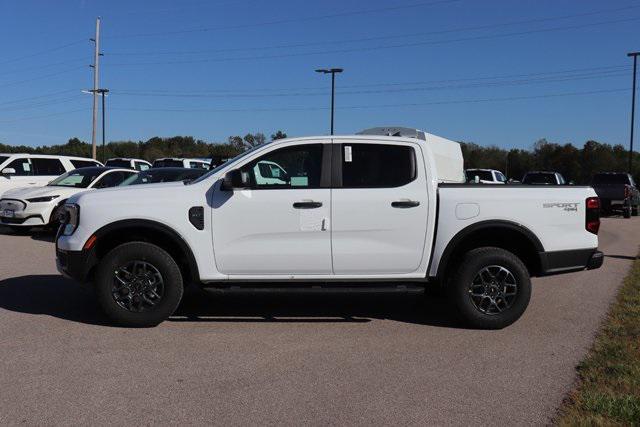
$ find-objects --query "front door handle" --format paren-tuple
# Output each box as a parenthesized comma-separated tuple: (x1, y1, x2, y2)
(391, 200, 420, 208)
(293, 201, 323, 209)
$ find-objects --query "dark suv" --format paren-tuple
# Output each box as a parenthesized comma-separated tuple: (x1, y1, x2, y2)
(591, 173, 639, 218)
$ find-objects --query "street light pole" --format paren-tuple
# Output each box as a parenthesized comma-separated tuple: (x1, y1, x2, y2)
(628, 52, 639, 174)
(99, 89, 109, 163)
(315, 68, 343, 135)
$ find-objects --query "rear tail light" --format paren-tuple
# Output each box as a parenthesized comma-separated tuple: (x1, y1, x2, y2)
(586, 197, 600, 234)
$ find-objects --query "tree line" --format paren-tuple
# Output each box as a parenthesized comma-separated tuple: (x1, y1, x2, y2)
(461, 139, 639, 184)
(1, 133, 637, 184)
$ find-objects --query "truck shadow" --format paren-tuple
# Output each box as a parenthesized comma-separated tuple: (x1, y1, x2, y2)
(0, 275, 462, 328)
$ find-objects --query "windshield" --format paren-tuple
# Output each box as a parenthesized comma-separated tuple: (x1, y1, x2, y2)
(592, 174, 630, 185)
(105, 159, 131, 168)
(523, 173, 556, 184)
(0, 156, 9, 166)
(153, 159, 184, 168)
(48, 168, 104, 188)
(121, 168, 206, 185)
(466, 170, 493, 182)
(189, 143, 271, 184)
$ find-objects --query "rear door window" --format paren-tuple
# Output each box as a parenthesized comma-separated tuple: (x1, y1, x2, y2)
(340, 143, 416, 188)
(32, 158, 65, 176)
(134, 161, 150, 171)
(5, 158, 32, 176)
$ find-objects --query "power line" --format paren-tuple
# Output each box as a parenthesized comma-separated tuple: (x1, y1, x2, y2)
(112, 64, 631, 95)
(110, 69, 629, 99)
(106, 4, 640, 56)
(0, 89, 78, 106)
(106, 0, 463, 39)
(0, 58, 86, 77)
(0, 96, 83, 112)
(109, 87, 628, 113)
(0, 40, 85, 66)
(0, 66, 86, 88)
(0, 108, 89, 124)
(105, 16, 640, 67)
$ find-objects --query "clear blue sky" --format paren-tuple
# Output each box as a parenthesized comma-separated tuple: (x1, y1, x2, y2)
(0, 0, 638, 150)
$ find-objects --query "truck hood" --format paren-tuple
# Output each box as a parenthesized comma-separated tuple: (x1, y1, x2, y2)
(2, 185, 87, 201)
(67, 181, 188, 205)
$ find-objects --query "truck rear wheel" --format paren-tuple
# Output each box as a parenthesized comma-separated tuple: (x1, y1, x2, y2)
(94, 242, 184, 327)
(623, 206, 632, 218)
(448, 247, 531, 329)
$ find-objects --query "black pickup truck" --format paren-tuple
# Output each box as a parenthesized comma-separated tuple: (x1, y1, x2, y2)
(590, 172, 639, 218)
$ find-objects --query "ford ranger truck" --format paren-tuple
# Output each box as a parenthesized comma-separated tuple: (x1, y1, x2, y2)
(55, 130, 604, 329)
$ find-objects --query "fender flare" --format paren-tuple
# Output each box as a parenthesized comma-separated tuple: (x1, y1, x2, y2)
(93, 219, 200, 282)
(435, 220, 544, 280)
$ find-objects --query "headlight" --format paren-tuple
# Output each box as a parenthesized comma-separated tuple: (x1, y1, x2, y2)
(61, 204, 80, 236)
(26, 195, 60, 203)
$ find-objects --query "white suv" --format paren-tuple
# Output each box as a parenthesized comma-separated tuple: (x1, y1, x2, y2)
(105, 158, 152, 171)
(0, 154, 102, 196)
(152, 158, 210, 169)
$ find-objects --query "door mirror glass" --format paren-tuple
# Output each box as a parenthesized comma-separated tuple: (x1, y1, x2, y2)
(221, 169, 249, 191)
(1, 168, 16, 175)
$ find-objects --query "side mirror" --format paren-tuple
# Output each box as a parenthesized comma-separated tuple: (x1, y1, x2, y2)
(1, 168, 16, 176)
(221, 169, 249, 191)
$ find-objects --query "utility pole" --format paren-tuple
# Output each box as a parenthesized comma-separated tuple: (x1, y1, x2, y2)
(90, 17, 101, 160)
(98, 89, 109, 163)
(628, 51, 639, 174)
(315, 68, 343, 135)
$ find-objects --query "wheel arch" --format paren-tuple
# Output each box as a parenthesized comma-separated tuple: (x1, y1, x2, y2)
(435, 220, 544, 281)
(89, 219, 200, 284)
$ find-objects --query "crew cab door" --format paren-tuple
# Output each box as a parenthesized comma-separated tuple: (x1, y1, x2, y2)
(331, 140, 429, 274)
(211, 142, 332, 275)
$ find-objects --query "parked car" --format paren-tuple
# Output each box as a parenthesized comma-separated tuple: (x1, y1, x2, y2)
(590, 172, 639, 218)
(120, 167, 207, 186)
(0, 154, 102, 196)
(56, 129, 603, 329)
(465, 169, 507, 184)
(0, 167, 136, 230)
(152, 158, 210, 169)
(522, 171, 567, 185)
(105, 158, 152, 171)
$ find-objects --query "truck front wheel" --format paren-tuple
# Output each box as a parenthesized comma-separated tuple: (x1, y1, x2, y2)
(448, 247, 531, 329)
(94, 242, 184, 327)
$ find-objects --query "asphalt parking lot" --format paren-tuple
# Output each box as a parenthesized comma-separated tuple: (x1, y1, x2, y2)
(0, 217, 638, 425)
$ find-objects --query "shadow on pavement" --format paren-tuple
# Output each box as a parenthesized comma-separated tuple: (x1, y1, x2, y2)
(0, 275, 462, 328)
(605, 254, 638, 261)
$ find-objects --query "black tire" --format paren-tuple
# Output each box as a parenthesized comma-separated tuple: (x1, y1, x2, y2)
(623, 206, 632, 218)
(95, 242, 184, 327)
(447, 247, 531, 329)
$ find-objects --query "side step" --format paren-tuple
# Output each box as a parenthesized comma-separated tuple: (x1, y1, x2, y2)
(200, 283, 426, 294)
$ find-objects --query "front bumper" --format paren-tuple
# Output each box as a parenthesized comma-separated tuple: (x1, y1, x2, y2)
(56, 248, 96, 283)
(0, 198, 50, 226)
(539, 248, 604, 275)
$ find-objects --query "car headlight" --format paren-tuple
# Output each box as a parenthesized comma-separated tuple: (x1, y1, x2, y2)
(26, 195, 60, 203)
(61, 204, 80, 236)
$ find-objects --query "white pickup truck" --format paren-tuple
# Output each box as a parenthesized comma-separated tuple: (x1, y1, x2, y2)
(55, 128, 603, 329)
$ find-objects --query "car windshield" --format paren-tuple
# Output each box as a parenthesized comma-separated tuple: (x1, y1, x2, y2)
(121, 168, 206, 185)
(592, 174, 630, 185)
(48, 168, 104, 188)
(466, 170, 493, 182)
(153, 159, 184, 168)
(0, 156, 9, 166)
(188, 142, 272, 184)
(105, 159, 131, 168)
(523, 173, 556, 184)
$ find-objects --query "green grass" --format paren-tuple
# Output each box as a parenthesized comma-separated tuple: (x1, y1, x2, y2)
(557, 255, 640, 426)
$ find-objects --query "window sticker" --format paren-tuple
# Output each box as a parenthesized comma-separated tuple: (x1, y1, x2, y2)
(23, 162, 31, 171)
(344, 145, 352, 163)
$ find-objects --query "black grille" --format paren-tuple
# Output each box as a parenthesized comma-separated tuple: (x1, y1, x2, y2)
(189, 206, 205, 230)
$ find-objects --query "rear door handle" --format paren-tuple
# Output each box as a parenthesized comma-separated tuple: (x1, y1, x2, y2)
(391, 200, 420, 208)
(293, 201, 323, 209)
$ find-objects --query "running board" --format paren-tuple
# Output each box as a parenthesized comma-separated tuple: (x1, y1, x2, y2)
(200, 283, 426, 294)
